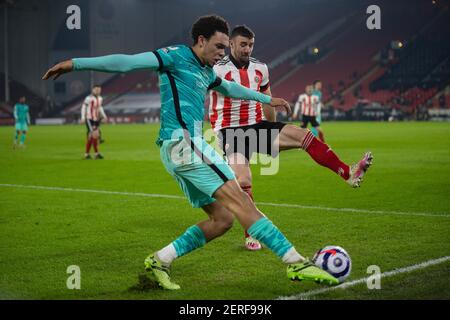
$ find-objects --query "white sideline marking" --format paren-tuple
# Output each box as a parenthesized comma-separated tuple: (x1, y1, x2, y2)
(0, 183, 449, 218)
(277, 255, 450, 300)
(0, 183, 185, 200)
(257, 202, 450, 218)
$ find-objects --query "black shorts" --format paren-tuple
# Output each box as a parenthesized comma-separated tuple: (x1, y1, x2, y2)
(301, 115, 319, 128)
(217, 121, 287, 161)
(86, 120, 100, 134)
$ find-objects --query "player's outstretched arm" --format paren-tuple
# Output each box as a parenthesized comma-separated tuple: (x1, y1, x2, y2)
(42, 52, 161, 80)
(261, 87, 276, 122)
(212, 78, 291, 116)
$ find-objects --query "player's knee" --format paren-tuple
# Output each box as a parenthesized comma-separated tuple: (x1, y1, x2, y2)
(218, 214, 234, 233)
(237, 176, 252, 189)
(227, 187, 251, 210)
(296, 127, 309, 138)
(217, 181, 254, 213)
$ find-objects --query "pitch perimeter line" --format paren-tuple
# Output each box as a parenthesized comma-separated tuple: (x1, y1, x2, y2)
(277, 255, 450, 300)
(1, 183, 449, 218)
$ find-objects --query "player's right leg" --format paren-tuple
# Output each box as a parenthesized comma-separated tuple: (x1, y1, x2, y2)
(13, 129, 20, 148)
(278, 124, 373, 188)
(316, 126, 325, 143)
(149, 137, 338, 289)
(300, 115, 308, 129)
(84, 120, 93, 159)
(146, 201, 234, 290)
(145, 138, 237, 289)
(20, 130, 27, 146)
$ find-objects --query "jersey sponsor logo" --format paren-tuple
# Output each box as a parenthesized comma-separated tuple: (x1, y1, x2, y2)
(162, 46, 179, 53)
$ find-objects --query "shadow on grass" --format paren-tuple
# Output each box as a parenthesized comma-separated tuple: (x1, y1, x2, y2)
(128, 273, 160, 292)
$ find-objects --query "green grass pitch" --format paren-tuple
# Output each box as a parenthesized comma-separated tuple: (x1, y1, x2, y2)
(1, 121, 449, 300)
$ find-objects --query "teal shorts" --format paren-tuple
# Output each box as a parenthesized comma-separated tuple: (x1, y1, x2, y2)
(15, 122, 28, 132)
(160, 137, 235, 208)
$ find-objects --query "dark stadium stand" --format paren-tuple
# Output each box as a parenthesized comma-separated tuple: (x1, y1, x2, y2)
(366, 5, 450, 113)
(3, 0, 448, 123)
(0, 73, 46, 124)
(271, 0, 437, 110)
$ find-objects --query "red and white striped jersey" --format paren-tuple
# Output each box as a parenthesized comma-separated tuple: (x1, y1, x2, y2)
(293, 94, 320, 117)
(209, 55, 270, 131)
(81, 94, 106, 121)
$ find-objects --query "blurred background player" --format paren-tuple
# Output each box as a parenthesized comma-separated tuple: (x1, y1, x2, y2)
(311, 80, 323, 139)
(81, 85, 107, 159)
(13, 96, 30, 148)
(293, 85, 325, 142)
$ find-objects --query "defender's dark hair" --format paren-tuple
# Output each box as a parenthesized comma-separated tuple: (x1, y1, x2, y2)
(92, 84, 101, 88)
(313, 80, 322, 86)
(231, 25, 255, 39)
(191, 15, 229, 44)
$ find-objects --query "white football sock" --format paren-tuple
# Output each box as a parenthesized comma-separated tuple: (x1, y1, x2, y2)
(156, 243, 178, 266)
(282, 247, 306, 264)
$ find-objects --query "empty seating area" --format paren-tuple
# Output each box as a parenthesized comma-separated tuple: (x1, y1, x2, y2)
(372, 38, 450, 91)
(272, 0, 436, 107)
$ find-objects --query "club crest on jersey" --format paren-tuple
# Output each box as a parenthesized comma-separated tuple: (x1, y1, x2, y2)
(254, 76, 261, 83)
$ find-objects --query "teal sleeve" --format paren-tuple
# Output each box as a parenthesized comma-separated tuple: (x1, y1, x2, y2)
(213, 78, 271, 104)
(72, 52, 162, 73)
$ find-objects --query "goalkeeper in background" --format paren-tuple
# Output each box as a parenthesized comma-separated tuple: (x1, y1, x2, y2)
(13, 96, 31, 148)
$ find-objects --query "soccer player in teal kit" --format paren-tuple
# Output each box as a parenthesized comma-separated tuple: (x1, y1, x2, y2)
(42, 15, 366, 290)
(13, 96, 31, 148)
(311, 80, 323, 140)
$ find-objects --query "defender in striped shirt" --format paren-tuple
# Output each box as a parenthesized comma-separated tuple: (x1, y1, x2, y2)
(293, 84, 325, 142)
(210, 26, 372, 251)
(81, 85, 107, 159)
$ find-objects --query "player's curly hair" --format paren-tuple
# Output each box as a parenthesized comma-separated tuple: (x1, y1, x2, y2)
(191, 15, 229, 44)
(231, 25, 255, 39)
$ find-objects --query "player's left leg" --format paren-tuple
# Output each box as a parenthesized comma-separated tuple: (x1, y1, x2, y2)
(147, 200, 235, 290)
(20, 130, 27, 145)
(228, 153, 262, 251)
(99, 129, 104, 144)
(277, 125, 373, 187)
(311, 116, 325, 142)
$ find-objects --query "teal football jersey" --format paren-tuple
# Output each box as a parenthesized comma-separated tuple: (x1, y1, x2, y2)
(153, 45, 218, 145)
(312, 89, 322, 102)
(14, 103, 29, 123)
